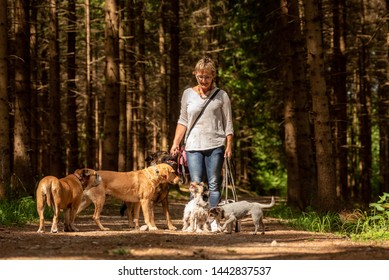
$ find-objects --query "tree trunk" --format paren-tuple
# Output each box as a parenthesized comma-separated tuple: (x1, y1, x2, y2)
(332, 0, 348, 201)
(118, 1, 127, 172)
(378, 0, 389, 194)
(280, 0, 303, 209)
(135, 0, 146, 169)
(358, 0, 372, 204)
(48, 0, 63, 177)
(13, 0, 33, 195)
(168, 0, 180, 146)
(102, 0, 120, 170)
(303, 0, 337, 211)
(159, 0, 168, 151)
(289, 0, 317, 209)
(126, 0, 136, 170)
(67, 0, 79, 173)
(0, 0, 9, 199)
(85, 0, 96, 169)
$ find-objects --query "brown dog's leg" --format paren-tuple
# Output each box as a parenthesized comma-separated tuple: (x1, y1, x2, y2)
(129, 202, 141, 230)
(81, 188, 110, 231)
(92, 197, 110, 231)
(140, 199, 158, 230)
(36, 190, 46, 233)
(161, 197, 177, 230)
(64, 209, 71, 232)
(68, 201, 81, 232)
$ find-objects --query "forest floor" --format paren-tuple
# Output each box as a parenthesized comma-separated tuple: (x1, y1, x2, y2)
(1, 190, 389, 260)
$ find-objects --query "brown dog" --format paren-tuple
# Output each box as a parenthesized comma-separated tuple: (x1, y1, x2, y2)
(36, 168, 101, 233)
(77, 163, 180, 231)
(120, 151, 179, 230)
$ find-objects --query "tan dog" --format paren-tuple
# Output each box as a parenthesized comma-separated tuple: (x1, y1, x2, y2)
(77, 163, 180, 231)
(120, 151, 179, 230)
(36, 168, 101, 233)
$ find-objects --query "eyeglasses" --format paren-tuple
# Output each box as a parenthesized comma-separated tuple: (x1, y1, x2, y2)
(196, 75, 212, 81)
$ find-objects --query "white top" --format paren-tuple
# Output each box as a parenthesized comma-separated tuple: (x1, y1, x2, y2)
(177, 87, 234, 151)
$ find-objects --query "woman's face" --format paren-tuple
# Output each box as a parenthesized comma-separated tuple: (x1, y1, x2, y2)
(195, 70, 214, 92)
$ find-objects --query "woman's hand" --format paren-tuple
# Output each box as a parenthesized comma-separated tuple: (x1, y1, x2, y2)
(170, 144, 180, 156)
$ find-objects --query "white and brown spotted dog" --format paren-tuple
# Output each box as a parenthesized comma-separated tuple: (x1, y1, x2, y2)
(36, 168, 101, 233)
(208, 197, 275, 235)
(182, 182, 210, 233)
(77, 163, 180, 231)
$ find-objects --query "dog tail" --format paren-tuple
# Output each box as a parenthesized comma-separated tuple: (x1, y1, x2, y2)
(258, 196, 275, 209)
(45, 182, 53, 208)
(46, 178, 60, 209)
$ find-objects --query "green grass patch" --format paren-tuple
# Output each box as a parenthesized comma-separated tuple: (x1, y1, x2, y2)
(267, 193, 389, 241)
(0, 196, 38, 226)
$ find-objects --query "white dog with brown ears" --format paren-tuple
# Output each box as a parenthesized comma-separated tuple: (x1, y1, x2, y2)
(182, 182, 209, 232)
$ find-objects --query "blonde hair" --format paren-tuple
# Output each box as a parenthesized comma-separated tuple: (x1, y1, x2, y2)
(193, 56, 217, 77)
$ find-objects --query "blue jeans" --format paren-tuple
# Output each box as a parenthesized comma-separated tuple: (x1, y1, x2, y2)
(186, 146, 224, 208)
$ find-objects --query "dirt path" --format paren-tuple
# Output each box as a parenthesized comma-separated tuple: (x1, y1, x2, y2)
(1, 196, 389, 260)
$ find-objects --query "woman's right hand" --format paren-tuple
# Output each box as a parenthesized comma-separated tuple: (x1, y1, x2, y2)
(170, 144, 180, 156)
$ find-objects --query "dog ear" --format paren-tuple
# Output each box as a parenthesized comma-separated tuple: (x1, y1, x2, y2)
(209, 207, 219, 215)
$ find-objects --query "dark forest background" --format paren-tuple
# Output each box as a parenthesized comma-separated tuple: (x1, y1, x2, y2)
(1, 0, 389, 212)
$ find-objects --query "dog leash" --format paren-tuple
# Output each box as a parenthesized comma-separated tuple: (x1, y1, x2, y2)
(221, 157, 240, 232)
(221, 157, 238, 203)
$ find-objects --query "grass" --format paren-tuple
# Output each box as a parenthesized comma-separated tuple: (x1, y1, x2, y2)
(0, 196, 38, 226)
(268, 193, 389, 241)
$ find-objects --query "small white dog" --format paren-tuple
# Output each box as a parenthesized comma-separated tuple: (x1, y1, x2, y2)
(208, 197, 275, 235)
(182, 182, 209, 232)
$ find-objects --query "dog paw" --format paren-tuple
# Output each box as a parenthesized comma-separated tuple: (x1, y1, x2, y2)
(140, 225, 149, 231)
(168, 225, 177, 231)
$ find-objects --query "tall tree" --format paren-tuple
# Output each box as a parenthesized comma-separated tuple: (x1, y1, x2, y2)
(48, 0, 63, 177)
(332, 0, 348, 201)
(378, 0, 389, 193)
(103, 0, 120, 170)
(13, 0, 33, 195)
(358, 0, 372, 203)
(168, 0, 180, 146)
(281, 0, 303, 209)
(126, 0, 136, 171)
(134, 0, 146, 169)
(290, 0, 317, 209)
(159, 0, 168, 151)
(67, 0, 79, 173)
(0, 0, 9, 199)
(118, 0, 127, 171)
(303, 0, 337, 210)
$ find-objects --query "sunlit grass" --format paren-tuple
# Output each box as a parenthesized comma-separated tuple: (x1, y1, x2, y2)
(268, 193, 389, 241)
(0, 196, 38, 226)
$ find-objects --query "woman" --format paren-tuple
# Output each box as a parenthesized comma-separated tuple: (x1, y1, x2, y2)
(170, 57, 234, 214)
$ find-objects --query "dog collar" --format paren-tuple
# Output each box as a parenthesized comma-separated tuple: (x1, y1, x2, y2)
(73, 172, 82, 180)
(73, 172, 88, 188)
